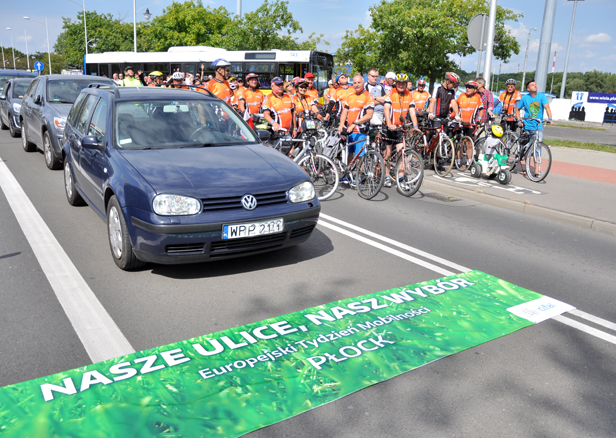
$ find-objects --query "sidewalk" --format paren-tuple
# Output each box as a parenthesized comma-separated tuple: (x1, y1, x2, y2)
(421, 146, 616, 237)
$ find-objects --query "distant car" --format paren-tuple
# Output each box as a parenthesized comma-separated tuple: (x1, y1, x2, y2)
(19, 74, 115, 169)
(0, 70, 37, 95)
(0, 77, 35, 137)
(62, 86, 320, 270)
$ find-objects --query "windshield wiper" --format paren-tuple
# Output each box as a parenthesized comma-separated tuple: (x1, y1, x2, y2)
(52, 99, 73, 104)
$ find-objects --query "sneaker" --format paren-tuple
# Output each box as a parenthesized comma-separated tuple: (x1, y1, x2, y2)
(384, 179, 392, 188)
(340, 177, 349, 184)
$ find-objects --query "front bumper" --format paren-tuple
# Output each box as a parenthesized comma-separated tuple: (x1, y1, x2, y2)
(129, 205, 321, 264)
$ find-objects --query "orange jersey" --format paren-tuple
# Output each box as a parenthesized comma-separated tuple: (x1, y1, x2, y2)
(294, 95, 317, 128)
(343, 90, 375, 133)
(306, 87, 319, 102)
(230, 92, 239, 108)
(207, 78, 232, 104)
(263, 93, 295, 131)
(334, 86, 355, 115)
(385, 89, 415, 126)
(327, 87, 338, 103)
(456, 93, 483, 124)
(499, 90, 521, 116)
(236, 85, 246, 99)
(411, 90, 430, 111)
(241, 88, 266, 116)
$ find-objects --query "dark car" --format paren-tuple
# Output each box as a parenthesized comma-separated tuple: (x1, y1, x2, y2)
(62, 87, 320, 270)
(0, 69, 37, 95)
(0, 77, 35, 137)
(20, 74, 115, 169)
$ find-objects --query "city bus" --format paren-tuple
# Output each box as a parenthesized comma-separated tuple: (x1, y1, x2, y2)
(85, 47, 334, 95)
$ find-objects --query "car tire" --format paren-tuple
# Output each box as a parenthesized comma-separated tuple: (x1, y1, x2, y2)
(107, 195, 146, 271)
(44, 131, 62, 170)
(64, 160, 85, 206)
(9, 113, 19, 138)
(21, 121, 36, 152)
(0, 113, 8, 130)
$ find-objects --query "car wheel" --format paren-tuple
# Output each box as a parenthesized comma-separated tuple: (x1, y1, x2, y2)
(44, 131, 62, 170)
(21, 121, 36, 152)
(107, 195, 145, 270)
(9, 114, 19, 138)
(0, 113, 8, 130)
(64, 160, 85, 206)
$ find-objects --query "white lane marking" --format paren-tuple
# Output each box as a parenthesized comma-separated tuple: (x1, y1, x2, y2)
(320, 213, 470, 273)
(0, 158, 135, 363)
(317, 219, 455, 276)
(569, 309, 616, 333)
(553, 315, 616, 345)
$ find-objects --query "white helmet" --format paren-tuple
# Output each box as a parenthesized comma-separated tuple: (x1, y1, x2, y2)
(211, 58, 231, 68)
(172, 71, 185, 80)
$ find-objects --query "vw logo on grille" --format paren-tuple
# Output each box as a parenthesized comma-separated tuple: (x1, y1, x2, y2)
(241, 194, 257, 211)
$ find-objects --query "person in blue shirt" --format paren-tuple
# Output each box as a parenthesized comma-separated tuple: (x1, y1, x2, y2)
(515, 79, 554, 141)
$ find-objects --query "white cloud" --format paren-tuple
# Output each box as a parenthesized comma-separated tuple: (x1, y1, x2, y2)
(585, 51, 597, 59)
(364, 10, 372, 26)
(584, 33, 612, 43)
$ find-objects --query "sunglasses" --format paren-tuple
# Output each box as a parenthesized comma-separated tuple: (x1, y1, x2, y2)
(298, 85, 308, 89)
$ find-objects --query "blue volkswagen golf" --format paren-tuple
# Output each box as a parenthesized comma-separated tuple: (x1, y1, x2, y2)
(62, 86, 320, 270)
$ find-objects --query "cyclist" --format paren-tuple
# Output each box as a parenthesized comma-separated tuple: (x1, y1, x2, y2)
(411, 79, 430, 111)
(427, 72, 459, 134)
(456, 80, 484, 168)
(382, 73, 420, 186)
(365, 67, 387, 126)
(499, 78, 521, 132)
(338, 73, 375, 165)
(263, 76, 297, 138)
(120, 66, 141, 87)
(285, 81, 296, 97)
(294, 79, 319, 127)
(475, 77, 494, 123)
(515, 79, 554, 142)
(169, 71, 190, 89)
(325, 74, 354, 122)
(236, 77, 246, 98)
(384, 72, 396, 94)
(304, 73, 319, 101)
(207, 58, 232, 104)
(239, 73, 266, 120)
(147, 71, 165, 87)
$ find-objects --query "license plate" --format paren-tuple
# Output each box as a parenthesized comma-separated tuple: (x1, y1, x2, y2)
(222, 218, 284, 239)
(305, 120, 316, 130)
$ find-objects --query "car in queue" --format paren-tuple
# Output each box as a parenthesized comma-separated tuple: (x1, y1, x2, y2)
(0, 77, 35, 137)
(19, 74, 115, 169)
(62, 86, 320, 270)
(0, 69, 37, 95)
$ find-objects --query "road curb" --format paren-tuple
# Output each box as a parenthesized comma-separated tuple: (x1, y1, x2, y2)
(422, 178, 616, 238)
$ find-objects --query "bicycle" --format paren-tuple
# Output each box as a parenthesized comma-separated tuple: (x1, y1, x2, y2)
(410, 117, 455, 177)
(381, 123, 424, 197)
(507, 117, 552, 182)
(449, 121, 478, 171)
(292, 128, 339, 201)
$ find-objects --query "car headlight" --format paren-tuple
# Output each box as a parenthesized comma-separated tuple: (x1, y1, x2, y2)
(288, 181, 315, 203)
(153, 194, 201, 216)
(11, 102, 21, 114)
(54, 117, 66, 132)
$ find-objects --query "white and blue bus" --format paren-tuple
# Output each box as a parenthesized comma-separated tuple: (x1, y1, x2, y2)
(85, 46, 334, 94)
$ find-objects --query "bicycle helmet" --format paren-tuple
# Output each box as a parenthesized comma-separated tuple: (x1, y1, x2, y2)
(229, 82, 237, 90)
(149, 71, 163, 77)
(491, 124, 504, 138)
(246, 73, 259, 80)
(172, 71, 185, 80)
(465, 81, 478, 89)
(395, 73, 409, 82)
(124, 66, 133, 72)
(445, 72, 460, 86)
(417, 79, 426, 86)
(211, 58, 231, 68)
(506, 78, 516, 86)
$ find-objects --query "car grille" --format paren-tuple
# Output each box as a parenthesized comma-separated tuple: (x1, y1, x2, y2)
(209, 233, 287, 257)
(165, 243, 206, 254)
(289, 224, 315, 239)
(201, 191, 288, 211)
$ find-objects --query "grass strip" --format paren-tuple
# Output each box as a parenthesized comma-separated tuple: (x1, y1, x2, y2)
(545, 139, 616, 153)
(549, 124, 606, 131)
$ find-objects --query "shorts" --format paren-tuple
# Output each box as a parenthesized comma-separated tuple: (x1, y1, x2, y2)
(347, 133, 367, 157)
(526, 129, 544, 142)
(382, 129, 404, 146)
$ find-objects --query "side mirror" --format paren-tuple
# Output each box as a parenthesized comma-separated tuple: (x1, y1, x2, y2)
(0, 94, 5, 101)
(81, 135, 104, 151)
(34, 95, 42, 105)
(256, 129, 270, 142)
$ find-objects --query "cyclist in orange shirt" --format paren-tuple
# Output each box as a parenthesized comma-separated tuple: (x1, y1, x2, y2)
(338, 73, 375, 164)
(207, 58, 232, 104)
(304, 72, 319, 102)
(383, 73, 420, 186)
(499, 78, 521, 132)
(147, 71, 165, 87)
(411, 79, 430, 111)
(325, 74, 354, 122)
(294, 79, 319, 132)
(239, 73, 266, 120)
(168, 71, 190, 89)
(263, 76, 297, 137)
(456, 80, 484, 168)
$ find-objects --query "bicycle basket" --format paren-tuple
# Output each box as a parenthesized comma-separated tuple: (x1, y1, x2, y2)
(322, 133, 341, 159)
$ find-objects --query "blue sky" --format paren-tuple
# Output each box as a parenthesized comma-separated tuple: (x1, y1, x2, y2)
(2, 0, 615, 74)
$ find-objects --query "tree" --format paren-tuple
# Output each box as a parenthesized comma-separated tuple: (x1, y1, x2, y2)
(335, 25, 377, 75)
(339, 0, 521, 92)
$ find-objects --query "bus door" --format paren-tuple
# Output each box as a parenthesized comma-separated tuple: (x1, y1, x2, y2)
(279, 64, 294, 82)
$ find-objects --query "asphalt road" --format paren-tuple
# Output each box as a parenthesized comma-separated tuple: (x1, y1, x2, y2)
(1, 128, 616, 438)
(544, 124, 616, 147)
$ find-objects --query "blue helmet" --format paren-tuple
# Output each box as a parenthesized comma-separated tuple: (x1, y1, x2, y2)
(211, 58, 231, 68)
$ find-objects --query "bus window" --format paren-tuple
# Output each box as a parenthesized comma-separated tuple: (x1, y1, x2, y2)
(246, 62, 274, 73)
(230, 63, 244, 73)
(182, 63, 196, 76)
(99, 64, 109, 78)
(279, 64, 294, 82)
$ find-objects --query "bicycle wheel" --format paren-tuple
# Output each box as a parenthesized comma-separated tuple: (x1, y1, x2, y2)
(356, 150, 385, 200)
(504, 131, 519, 168)
(472, 137, 485, 162)
(525, 141, 552, 182)
(297, 154, 339, 201)
(455, 136, 474, 171)
(396, 149, 424, 197)
(433, 137, 455, 177)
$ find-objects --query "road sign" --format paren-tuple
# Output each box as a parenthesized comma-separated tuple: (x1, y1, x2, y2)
(468, 13, 489, 51)
(34, 61, 44, 72)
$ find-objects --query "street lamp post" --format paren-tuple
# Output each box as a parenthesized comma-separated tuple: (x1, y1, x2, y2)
(10, 36, 15, 69)
(68, 0, 88, 56)
(6, 28, 29, 70)
(521, 27, 537, 91)
(560, 0, 583, 99)
(23, 16, 52, 74)
(133, 2, 152, 53)
(1, 45, 5, 70)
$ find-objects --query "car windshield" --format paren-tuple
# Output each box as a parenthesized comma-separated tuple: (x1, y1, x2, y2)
(114, 99, 258, 150)
(47, 80, 110, 104)
(0, 76, 21, 94)
(12, 81, 31, 99)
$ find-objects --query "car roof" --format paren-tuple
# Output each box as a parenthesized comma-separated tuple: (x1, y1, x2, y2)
(88, 86, 217, 101)
(44, 74, 115, 82)
(8, 77, 35, 84)
(0, 70, 37, 77)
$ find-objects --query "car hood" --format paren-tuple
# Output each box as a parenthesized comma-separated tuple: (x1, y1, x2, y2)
(118, 143, 307, 197)
(47, 103, 72, 117)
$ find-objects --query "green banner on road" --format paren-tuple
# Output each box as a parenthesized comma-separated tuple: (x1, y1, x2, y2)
(0, 271, 571, 437)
